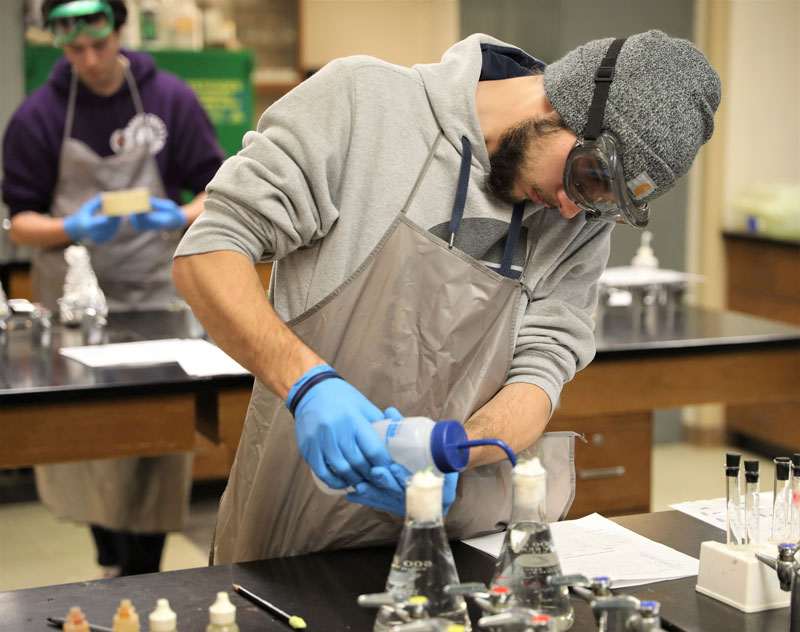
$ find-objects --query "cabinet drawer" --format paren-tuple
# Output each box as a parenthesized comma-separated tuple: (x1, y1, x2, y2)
(549, 412, 652, 517)
(726, 403, 800, 452)
(725, 237, 800, 302)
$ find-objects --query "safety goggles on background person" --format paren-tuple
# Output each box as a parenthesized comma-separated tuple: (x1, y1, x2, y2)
(47, 0, 115, 44)
(562, 37, 651, 228)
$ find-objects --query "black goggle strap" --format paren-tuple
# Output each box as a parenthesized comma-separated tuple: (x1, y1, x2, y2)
(582, 37, 627, 141)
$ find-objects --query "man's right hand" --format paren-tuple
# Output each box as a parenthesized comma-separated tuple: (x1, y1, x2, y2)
(287, 365, 394, 490)
(63, 195, 121, 244)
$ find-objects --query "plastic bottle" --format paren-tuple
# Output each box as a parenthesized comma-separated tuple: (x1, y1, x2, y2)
(207, 592, 239, 632)
(169, 0, 204, 50)
(631, 230, 659, 269)
(62, 606, 90, 632)
(375, 470, 470, 631)
(490, 458, 573, 631)
(149, 598, 177, 632)
(113, 599, 140, 632)
(314, 416, 515, 495)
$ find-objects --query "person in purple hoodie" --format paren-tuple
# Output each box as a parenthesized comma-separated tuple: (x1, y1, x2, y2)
(1, 0, 224, 577)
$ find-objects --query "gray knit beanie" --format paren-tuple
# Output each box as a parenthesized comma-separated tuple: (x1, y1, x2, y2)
(543, 30, 721, 204)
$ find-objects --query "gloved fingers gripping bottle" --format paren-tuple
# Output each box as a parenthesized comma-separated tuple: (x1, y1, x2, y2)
(490, 458, 573, 632)
(372, 470, 472, 632)
(316, 415, 517, 496)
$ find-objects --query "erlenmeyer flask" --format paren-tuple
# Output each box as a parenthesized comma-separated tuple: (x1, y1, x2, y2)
(375, 470, 471, 632)
(490, 458, 573, 631)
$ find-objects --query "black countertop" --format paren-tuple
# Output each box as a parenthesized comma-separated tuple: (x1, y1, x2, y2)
(0, 511, 791, 631)
(3, 306, 799, 405)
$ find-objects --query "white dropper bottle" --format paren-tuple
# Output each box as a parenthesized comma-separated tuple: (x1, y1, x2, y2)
(631, 230, 659, 269)
(149, 598, 177, 632)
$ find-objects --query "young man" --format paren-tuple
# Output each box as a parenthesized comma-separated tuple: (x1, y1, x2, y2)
(2, 0, 224, 575)
(172, 31, 721, 563)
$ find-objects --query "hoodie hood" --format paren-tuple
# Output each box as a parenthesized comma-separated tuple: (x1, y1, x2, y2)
(414, 34, 544, 172)
(47, 48, 157, 102)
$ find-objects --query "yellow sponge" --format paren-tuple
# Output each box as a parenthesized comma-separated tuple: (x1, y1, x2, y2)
(101, 188, 151, 216)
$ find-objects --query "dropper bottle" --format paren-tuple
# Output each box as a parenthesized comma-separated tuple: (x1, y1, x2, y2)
(790, 453, 800, 542)
(113, 599, 140, 632)
(375, 470, 470, 632)
(149, 598, 177, 632)
(743, 460, 760, 548)
(771, 457, 791, 543)
(207, 592, 239, 632)
(725, 452, 742, 547)
(490, 458, 573, 631)
(62, 606, 90, 632)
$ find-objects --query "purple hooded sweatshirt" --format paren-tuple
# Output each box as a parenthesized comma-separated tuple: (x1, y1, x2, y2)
(2, 49, 225, 216)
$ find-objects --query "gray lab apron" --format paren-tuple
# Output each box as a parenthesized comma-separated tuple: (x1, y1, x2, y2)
(211, 133, 577, 563)
(33, 59, 192, 533)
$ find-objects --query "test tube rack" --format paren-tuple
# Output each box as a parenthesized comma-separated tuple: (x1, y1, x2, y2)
(695, 540, 791, 612)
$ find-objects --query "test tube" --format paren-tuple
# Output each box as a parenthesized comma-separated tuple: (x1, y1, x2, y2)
(725, 452, 742, 547)
(744, 460, 760, 548)
(772, 457, 791, 543)
(789, 453, 800, 542)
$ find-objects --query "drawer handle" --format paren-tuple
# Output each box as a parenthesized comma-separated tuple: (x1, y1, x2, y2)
(578, 466, 626, 480)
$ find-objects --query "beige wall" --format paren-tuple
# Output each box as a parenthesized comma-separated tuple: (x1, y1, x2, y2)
(723, 0, 800, 218)
(301, 0, 459, 71)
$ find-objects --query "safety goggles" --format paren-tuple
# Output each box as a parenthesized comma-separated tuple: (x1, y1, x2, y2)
(47, 0, 114, 44)
(562, 38, 651, 228)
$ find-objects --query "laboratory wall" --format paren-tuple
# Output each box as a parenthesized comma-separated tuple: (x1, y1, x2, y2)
(721, 0, 799, 223)
(301, 0, 459, 70)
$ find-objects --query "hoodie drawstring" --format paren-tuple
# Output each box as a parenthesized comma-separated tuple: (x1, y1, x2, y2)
(449, 136, 525, 279)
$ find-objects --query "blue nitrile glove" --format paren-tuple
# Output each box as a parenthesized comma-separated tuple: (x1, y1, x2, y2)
(347, 470, 459, 517)
(287, 365, 394, 490)
(63, 195, 122, 244)
(129, 196, 187, 232)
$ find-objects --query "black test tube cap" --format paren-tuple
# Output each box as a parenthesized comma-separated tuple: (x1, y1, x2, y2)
(775, 458, 790, 480)
(791, 453, 800, 473)
(726, 452, 741, 476)
(744, 459, 760, 483)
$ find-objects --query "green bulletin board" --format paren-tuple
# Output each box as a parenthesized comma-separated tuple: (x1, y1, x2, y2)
(24, 46, 254, 158)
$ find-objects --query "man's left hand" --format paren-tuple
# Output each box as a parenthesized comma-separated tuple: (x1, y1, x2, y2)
(130, 196, 187, 232)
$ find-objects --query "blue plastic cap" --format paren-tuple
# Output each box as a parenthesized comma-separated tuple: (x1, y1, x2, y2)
(430, 420, 469, 473)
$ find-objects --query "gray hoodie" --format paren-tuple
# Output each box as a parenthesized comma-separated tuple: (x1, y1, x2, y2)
(175, 34, 612, 409)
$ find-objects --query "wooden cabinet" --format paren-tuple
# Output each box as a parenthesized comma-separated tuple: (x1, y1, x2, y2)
(549, 412, 652, 518)
(723, 233, 800, 452)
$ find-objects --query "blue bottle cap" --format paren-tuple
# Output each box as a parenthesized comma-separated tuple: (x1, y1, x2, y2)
(430, 420, 469, 473)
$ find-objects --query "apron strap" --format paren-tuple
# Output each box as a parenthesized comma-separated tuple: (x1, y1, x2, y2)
(62, 70, 79, 145)
(448, 136, 472, 248)
(499, 202, 525, 278)
(401, 132, 443, 215)
(118, 55, 146, 116)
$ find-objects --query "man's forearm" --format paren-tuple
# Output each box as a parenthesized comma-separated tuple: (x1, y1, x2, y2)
(172, 250, 325, 399)
(463, 382, 552, 468)
(181, 192, 207, 226)
(8, 211, 72, 247)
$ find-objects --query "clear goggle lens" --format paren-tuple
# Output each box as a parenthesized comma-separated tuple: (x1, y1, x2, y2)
(563, 134, 650, 228)
(567, 154, 617, 208)
(51, 13, 112, 42)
